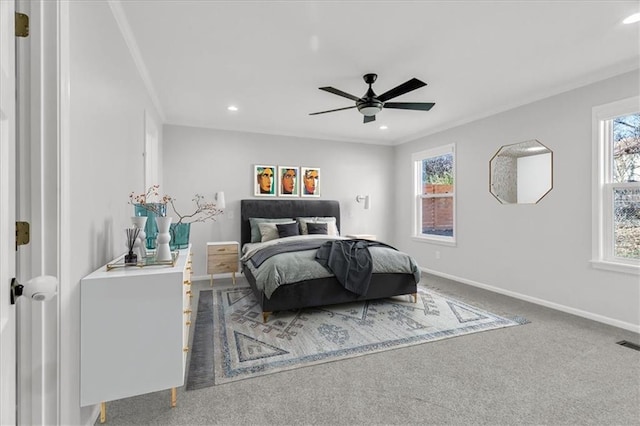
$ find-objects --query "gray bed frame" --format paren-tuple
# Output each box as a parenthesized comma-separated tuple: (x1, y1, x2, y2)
(240, 199, 418, 321)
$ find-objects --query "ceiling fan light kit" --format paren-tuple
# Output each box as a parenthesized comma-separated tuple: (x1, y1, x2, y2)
(310, 73, 436, 124)
(357, 100, 382, 117)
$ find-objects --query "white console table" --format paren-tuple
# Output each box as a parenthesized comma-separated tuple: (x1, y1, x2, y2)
(80, 246, 192, 423)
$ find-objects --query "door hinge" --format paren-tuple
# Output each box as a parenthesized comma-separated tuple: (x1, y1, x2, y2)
(15, 12, 29, 37)
(16, 221, 30, 250)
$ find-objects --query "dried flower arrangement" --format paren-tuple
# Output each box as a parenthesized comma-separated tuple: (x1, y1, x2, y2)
(129, 185, 171, 216)
(129, 185, 223, 224)
(169, 194, 223, 225)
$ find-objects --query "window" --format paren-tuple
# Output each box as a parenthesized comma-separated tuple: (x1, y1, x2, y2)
(592, 97, 640, 274)
(412, 144, 455, 244)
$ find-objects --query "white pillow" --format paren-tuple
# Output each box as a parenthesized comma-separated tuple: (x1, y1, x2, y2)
(297, 217, 339, 236)
(258, 221, 296, 242)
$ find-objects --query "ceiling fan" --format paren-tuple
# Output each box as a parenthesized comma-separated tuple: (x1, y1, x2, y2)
(309, 73, 435, 124)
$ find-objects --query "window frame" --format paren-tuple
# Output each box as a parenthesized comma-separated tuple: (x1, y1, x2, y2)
(411, 143, 456, 246)
(591, 96, 640, 275)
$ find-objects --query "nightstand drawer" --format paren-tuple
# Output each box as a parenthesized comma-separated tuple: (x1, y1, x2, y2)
(208, 244, 238, 255)
(207, 254, 238, 273)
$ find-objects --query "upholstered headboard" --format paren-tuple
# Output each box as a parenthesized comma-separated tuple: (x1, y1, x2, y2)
(240, 199, 341, 247)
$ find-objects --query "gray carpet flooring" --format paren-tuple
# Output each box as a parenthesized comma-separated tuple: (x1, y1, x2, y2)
(98, 273, 640, 425)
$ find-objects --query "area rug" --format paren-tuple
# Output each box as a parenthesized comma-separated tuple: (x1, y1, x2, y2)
(186, 284, 528, 390)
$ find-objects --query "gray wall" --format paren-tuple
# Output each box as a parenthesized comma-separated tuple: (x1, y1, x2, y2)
(394, 70, 640, 330)
(162, 125, 394, 277)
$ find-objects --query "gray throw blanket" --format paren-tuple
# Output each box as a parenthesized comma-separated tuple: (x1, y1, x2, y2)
(315, 239, 398, 296)
(250, 238, 334, 268)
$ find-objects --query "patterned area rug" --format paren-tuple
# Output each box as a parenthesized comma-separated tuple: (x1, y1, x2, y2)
(186, 284, 528, 389)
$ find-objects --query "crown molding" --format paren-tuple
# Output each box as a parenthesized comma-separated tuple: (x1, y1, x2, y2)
(395, 61, 640, 146)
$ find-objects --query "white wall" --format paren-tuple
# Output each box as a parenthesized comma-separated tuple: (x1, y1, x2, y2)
(53, 3, 638, 422)
(394, 70, 640, 330)
(61, 2, 163, 424)
(162, 124, 394, 277)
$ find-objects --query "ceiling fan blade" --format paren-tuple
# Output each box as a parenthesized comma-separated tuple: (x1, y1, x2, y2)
(377, 78, 427, 102)
(363, 115, 376, 123)
(319, 87, 360, 101)
(309, 105, 356, 116)
(383, 102, 435, 111)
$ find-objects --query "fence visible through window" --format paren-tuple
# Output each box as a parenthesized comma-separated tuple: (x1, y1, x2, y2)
(418, 148, 454, 239)
(422, 184, 453, 236)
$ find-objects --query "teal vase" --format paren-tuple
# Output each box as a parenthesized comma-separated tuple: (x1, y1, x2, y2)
(169, 223, 191, 250)
(134, 203, 166, 250)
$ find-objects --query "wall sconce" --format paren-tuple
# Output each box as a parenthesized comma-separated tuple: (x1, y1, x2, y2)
(215, 191, 226, 209)
(356, 195, 371, 210)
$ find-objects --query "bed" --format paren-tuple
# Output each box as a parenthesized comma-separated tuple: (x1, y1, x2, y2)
(240, 199, 420, 322)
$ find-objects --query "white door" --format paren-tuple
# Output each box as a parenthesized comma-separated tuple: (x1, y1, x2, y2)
(0, 0, 18, 424)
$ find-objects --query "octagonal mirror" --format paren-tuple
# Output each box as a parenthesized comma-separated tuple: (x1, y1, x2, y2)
(490, 139, 553, 204)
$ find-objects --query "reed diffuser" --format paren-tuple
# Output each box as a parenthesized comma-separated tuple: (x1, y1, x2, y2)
(124, 227, 140, 265)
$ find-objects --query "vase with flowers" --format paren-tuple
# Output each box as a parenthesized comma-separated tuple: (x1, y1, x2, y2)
(168, 194, 224, 249)
(129, 185, 172, 250)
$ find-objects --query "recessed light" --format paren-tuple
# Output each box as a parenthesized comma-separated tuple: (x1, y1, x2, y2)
(227, 105, 238, 112)
(379, 125, 388, 130)
(623, 13, 640, 24)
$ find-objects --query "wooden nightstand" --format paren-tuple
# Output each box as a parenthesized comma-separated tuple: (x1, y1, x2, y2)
(207, 241, 239, 286)
(345, 234, 377, 241)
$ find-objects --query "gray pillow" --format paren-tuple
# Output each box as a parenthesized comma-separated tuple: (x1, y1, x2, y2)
(296, 217, 339, 236)
(277, 222, 300, 238)
(249, 217, 293, 242)
(307, 222, 328, 235)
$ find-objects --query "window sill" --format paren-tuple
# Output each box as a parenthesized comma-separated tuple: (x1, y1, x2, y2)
(411, 235, 456, 247)
(590, 259, 640, 275)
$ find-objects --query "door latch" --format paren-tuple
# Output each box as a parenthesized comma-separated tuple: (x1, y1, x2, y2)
(10, 278, 22, 305)
(10, 276, 57, 304)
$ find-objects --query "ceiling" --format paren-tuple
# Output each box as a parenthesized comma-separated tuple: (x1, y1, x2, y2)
(117, 1, 640, 145)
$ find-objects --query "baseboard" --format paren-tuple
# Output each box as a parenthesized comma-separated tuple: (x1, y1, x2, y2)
(84, 405, 100, 426)
(421, 267, 640, 334)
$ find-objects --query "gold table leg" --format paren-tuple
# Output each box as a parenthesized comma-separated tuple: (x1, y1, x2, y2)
(210, 274, 213, 287)
(100, 402, 106, 423)
(232, 272, 236, 285)
(171, 387, 177, 408)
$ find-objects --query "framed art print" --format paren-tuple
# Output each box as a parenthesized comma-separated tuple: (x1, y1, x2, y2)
(278, 166, 299, 197)
(254, 165, 276, 196)
(300, 167, 320, 197)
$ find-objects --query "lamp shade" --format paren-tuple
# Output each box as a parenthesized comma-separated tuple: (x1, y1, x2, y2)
(356, 194, 371, 210)
(216, 191, 226, 209)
